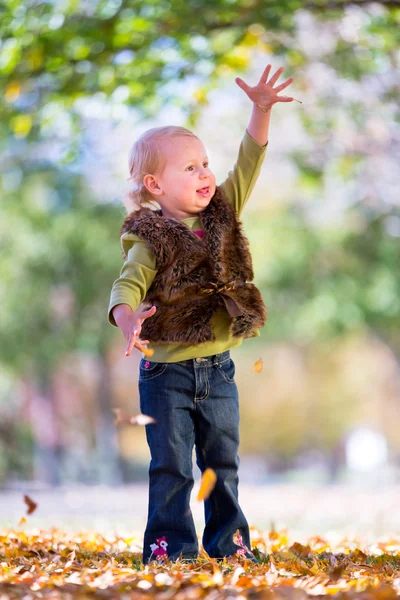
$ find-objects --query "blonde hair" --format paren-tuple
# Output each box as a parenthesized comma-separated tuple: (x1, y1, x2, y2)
(124, 125, 200, 214)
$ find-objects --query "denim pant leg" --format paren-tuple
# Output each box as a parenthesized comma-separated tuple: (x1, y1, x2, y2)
(139, 358, 199, 564)
(193, 351, 253, 559)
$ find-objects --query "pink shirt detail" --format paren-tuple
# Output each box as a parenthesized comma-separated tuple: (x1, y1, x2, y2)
(193, 229, 204, 238)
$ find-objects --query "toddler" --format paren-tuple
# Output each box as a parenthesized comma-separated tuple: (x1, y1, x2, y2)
(108, 64, 295, 564)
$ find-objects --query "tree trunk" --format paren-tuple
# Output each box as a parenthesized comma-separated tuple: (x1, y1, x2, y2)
(25, 368, 63, 486)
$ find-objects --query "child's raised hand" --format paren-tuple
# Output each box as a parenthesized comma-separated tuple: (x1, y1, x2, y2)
(235, 64, 297, 111)
(124, 305, 157, 357)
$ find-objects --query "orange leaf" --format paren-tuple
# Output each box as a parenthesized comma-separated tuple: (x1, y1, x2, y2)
(197, 468, 217, 501)
(253, 358, 263, 373)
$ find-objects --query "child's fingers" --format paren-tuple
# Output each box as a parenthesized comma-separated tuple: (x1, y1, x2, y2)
(258, 64, 272, 85)
(140, 306, 156, 317)
(268, 66, 284, 87)
(235, 77, 252, 95)
(274, 78, 294, 94)
(125, 333, 137, 356)
(134, 341, 154, 357)
(278, 96, 296, 102)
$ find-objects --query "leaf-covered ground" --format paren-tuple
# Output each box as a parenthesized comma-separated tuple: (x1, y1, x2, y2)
(1, 526, 400, 599)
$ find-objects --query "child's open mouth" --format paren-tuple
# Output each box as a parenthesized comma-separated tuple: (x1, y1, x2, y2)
(197, 186, 210, 197)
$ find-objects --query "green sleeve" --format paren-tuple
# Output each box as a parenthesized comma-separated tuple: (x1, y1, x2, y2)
(219, 129, 268, 216)
(107, 234, 157, 327)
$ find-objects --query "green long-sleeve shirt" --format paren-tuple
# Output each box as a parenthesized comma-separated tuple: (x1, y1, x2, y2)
(108, 130, 268, 362)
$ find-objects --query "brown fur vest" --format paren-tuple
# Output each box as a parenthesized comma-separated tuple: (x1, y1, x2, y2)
(120, 185, 268, 346)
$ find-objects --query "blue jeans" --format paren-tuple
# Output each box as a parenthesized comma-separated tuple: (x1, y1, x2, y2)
(138, 350, 254, 564)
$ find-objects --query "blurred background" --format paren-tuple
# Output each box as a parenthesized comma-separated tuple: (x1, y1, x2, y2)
(1, 0, 399, 536)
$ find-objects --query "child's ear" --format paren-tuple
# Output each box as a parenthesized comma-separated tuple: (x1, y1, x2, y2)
(143, 174, 162, 195)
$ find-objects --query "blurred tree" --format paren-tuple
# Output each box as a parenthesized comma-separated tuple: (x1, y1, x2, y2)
(251, 204, 400, 351)
(1, 0, 398, 135)
(0, 166, 124, 484)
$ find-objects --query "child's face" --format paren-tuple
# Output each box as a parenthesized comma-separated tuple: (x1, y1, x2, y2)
(143, 136, 216, 220)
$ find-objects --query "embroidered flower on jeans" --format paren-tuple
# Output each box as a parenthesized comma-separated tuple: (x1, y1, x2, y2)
(233, 530, 253, 558)
(150, 536, 168, 561)
(144, 361, 151, 369)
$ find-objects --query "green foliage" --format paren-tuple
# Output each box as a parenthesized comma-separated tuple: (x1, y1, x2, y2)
(3, 0, 397, 142)
(0, 165, 122, 372)
(247, 203, 400, 347)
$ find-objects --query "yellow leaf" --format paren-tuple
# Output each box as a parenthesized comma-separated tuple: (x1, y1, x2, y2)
(142, 347, 154, 357)
(135, 341, 154, 356)
(197, 468, 217, 501)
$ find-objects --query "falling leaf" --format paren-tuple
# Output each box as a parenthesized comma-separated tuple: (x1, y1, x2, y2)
(112, 408, 156, 426)
(197, 468, 217, 501)
(133, 414, 156, 426)
(23, 494, 37, 515)
(135, 341, 154, 357)
(18, 516, 27, 525)
(253, 358, 263, 373)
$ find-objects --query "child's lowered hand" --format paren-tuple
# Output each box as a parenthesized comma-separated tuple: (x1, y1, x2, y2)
(123, 305, 157, 357)
(235, 64, 300, 111)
